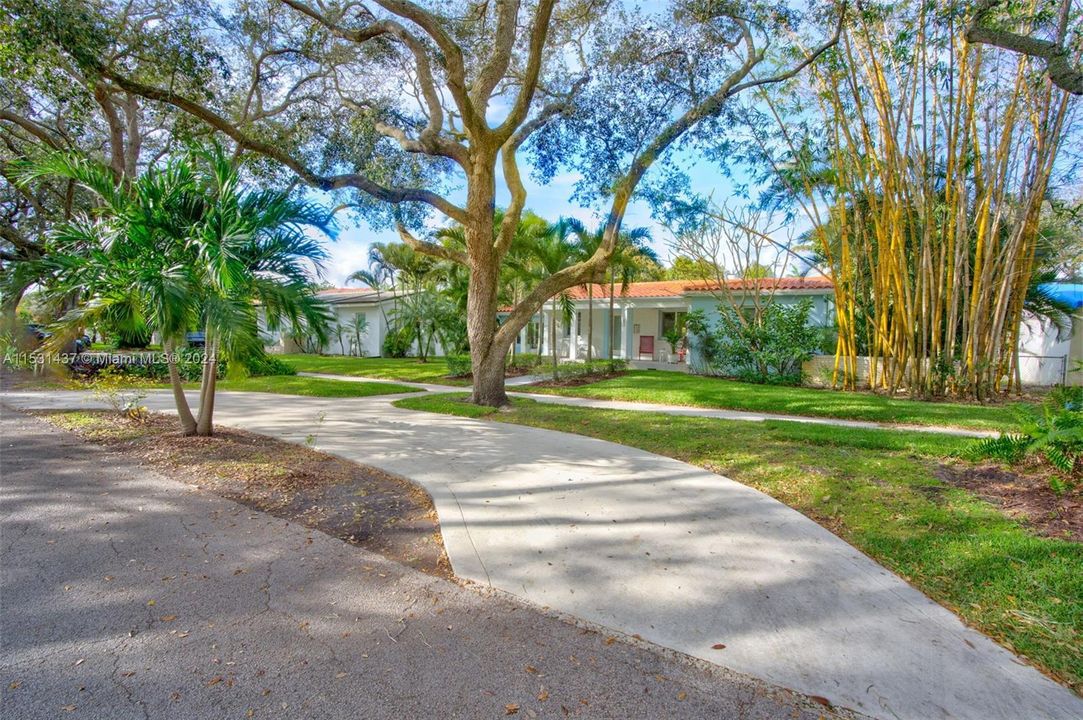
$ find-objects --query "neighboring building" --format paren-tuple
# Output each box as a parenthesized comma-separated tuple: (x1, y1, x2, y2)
(1017, 283, 1083, 386)
(263, 287, 398, 356)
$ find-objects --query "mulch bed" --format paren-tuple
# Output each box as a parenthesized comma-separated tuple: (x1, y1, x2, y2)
(36, 410, 451, 577)
(936, 462, 1082, 542)
(527, 371, 627, 389)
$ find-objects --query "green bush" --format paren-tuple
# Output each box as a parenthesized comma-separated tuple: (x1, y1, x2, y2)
(686, 299, 819, 385)
(554, 358, 627, 380)
(382, 326, 413, 358)
(241, 353, 296, 377)
(507, 353, 543, 373)
(446, 354, 472, 377)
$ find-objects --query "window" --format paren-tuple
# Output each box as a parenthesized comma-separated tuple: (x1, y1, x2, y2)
(661, 311, 686, 336)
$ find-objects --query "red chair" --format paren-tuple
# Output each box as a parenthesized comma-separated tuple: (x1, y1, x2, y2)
(638, 335, 654, 360)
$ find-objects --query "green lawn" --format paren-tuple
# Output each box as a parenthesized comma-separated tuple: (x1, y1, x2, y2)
(106, 375, 422, 397)
(394, 392, 1082, 693)
(215, 375, 421, 397)
(525, 370, 1025, 431)
(279, 354, 469, 385)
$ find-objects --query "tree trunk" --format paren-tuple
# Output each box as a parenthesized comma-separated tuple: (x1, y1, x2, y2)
(464, 193, 510, 406)
(164, 338, 197, 435)
(195, 335, 217, 436)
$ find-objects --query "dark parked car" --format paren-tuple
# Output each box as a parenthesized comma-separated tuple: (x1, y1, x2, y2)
(25, 323, 51, 342)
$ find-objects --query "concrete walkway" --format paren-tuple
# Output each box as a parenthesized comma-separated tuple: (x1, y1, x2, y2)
(4, 389, 1079, 720)
(2, 412, 833, 720)
(297, 371, 999, 438)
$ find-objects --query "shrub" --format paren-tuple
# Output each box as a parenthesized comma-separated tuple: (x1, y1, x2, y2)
(382, 326, 413, 358)
(553, 358, 627, 380)
(241, 353, 296, 377)
(967, 392, 1083, 493)
(446, 354, 472, 377)
(507, 353, 543, 373)
(686, 299, 819, 385)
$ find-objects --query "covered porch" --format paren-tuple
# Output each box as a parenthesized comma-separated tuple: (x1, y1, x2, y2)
(532, 300, 691, 366)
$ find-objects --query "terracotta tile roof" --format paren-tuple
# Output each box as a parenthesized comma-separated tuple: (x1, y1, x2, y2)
(565, 280, 690, 300)
(496, 277, 833, 311)
(564, 277, 834, 300)
(682, 277, 834, 293)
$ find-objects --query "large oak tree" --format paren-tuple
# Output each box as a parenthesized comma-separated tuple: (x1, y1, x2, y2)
(18, 0, 844, 404)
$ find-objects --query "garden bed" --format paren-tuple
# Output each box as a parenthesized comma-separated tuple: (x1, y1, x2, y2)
(36, 410, 450, 577)
(937, 462, 1082, 542)
(527, 370, 627, 388)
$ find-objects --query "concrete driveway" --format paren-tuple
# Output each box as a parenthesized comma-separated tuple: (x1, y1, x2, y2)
(0, 411, 841, 720)
(4, 389, 1081, 720)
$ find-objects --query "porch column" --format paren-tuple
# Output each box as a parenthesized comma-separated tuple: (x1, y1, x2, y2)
(569, 309, 579, 360)
(601, 307, 611, 358)
(540, 309, 549, 356)
(518, 324, 527, 353)
(622, 305, 633, 360)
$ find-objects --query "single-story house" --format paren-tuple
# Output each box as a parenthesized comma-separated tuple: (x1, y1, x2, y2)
(518, 278, 836, 369)
(269, 279, 1083, 386)
(263, 287, 396, 356)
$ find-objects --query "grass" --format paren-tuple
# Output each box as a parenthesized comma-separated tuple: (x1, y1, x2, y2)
(214, 374, 421, 397)
(279, 354, 469, 385)
(394, 392, 1082, 692)
(525, 369, 1026, 431)
(76, 374, 422, 398)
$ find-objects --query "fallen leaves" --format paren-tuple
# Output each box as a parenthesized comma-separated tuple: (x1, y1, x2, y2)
(524, 665, 538, 675)
(504, 703, 519, 715)
(60, 705, 77, 712)
(8, 681, 21, 690)
(711, 643, 726, 650)
(159, 615, 177, 623)
(536, 689, 549, 702)
(677, 691, 687, 701)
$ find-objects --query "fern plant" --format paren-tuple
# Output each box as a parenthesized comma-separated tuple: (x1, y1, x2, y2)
(968, 392, 1083, 493)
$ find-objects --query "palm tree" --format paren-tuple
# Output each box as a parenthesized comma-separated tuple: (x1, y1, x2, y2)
(349, 312, 368, 356)
(529, 219, 579, 377)
(569, 223, 656, 362)
(26, 145, 332, 436)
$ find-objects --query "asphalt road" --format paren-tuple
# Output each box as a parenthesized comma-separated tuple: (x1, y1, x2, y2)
(0, 409, 843, 720)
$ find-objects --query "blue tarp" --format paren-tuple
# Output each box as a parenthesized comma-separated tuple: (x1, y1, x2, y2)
(1040, 283, 1083, 309)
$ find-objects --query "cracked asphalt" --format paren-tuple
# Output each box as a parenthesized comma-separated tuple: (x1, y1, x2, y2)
(0, 410, 847, 719)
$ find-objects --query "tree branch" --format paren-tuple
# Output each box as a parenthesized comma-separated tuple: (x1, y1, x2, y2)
(471, 0, 521, 106)
(966, 0, 1082, 95)
(496, 0, 557, 141)
(395, 222, 468, 265)
(102, 69, 469, 223)
(0, 111, 65, 150)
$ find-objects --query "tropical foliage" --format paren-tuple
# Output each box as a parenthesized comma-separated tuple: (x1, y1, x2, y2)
(18, 144, 331, 435)
(969, 387, 1083, 492)
(687, 300, 820, 385)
